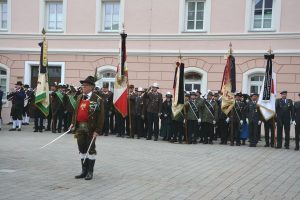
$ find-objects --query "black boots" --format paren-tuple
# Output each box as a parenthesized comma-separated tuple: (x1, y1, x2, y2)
(75, 159, 88, 179)
(75, 159, 95, 180)
(85, 159, 95, 180)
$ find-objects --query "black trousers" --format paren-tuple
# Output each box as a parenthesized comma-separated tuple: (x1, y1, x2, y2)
(264, 121, 275, 146)
(64, 112, 73, 132)
(202, 122, 214, 142)
(295, 125, 300, 149)
(277, 121, 290, 147)
(52, 112, 64, 132)
(103, 112, 110, 135)
(109, 111, 115, 134)
(173, 120, 184, 142)
(34, 117, 44, 131)
(135, 115, 144, 138)
(219, 121, 229, 143)
(231, 121, 241, 144)
(115, 112, 125, 136)
(187, 120, 198, 143)
(76, 133, 96, 155)
(248, 120, 259, 145)
(147, 112, 159, 139)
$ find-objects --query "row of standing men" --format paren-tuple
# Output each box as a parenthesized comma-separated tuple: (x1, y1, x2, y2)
(6, 81, 300, 151)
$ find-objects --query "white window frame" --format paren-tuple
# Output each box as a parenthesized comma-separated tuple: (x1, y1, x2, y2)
(248, 73, 265, 94)
(0, 0, 11, 32)
(184, 67, 207, 95)
(0, 63, 10, 106)
(95, 65, 116, 91)
(24, 61, 65, 86)
(179, 0, 211, 33)
(245, 0, 281, 32)
(40, 0, 67, 33)
(242, 68, 277, 94)
(96, 0, 124, 33)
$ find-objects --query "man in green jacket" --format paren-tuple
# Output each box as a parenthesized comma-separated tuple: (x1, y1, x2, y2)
(70, 76, 104, 180)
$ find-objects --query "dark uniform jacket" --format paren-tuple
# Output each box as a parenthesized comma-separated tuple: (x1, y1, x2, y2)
(161, 100, 172, 120)
(145, 91, 163, 114)
(7, 89, 25, 110)
(72, 92, 105, 135)
(293, 101, 300, 124)
(51, 91, 65, 116)
(245, 101, 262, 122)
(99, 90, 113, 113)
(130, 93, 144, 116)
(276, 98, 293, 123)
(184, 99, 201, 120)
(200, 99, 219, 123)
(231, 100, 246, 122)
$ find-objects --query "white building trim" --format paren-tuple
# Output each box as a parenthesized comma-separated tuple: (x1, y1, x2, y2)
(184, 67, 207, 95)
(24, 61, 65, 86)
(0, 63, 10, 107)
(4, 48, 300, 57)
(242, 67, 277, 94)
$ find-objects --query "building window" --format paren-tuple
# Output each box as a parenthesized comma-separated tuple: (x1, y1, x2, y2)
(252, 0, 274, 30)
(31, 65, 62, 88)
(185, 0, 205, 31)
(0, 67, 7, 102)
(45, 1, 63, 32)
(184, 71, 202, 92)
(95, 70, 115, 91)
(0, 0, 7, 30)
(102, 1, 120, 32)
(249, 73, 264, 94)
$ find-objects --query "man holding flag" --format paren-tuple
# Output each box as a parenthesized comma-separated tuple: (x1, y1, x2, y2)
(257, 51, 276, 148)
(113, 30, 128, 137)
(35, 29, 50, 125)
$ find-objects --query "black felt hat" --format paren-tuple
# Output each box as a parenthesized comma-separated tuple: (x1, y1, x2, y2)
(80, 76, 95, 86)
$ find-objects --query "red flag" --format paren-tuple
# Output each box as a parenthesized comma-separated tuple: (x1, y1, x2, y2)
(113, 32, 128, 117)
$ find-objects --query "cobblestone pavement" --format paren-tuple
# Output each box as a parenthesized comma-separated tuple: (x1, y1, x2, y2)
(0, 125, 300, 200)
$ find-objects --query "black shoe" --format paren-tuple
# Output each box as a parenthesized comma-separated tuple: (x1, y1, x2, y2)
(34, 129, 38, 132)
(249, 144, 256, 147)
(39, 129, 43, 133)
(75, 159, 88, 179)
(264, 144, 269, 147)
(208, 141, 213, 144)
(285, 146, 289, 149)
(17, 128, 21, 131)
(57, 130, 61, 133)
(9, 128, 16, 131)
(154, 137, 158, 141)
(295, 147, 299, 151)
(230, 143, 234, 146)
(85, 159, 95, 180)
(45, 128, 51, 131)
(7, 122, 12, 125)
(276, 146, 282, 149)
(146, 137, 151, 140)
(104, 133, 108, 136)
(203, 141, 208, 144)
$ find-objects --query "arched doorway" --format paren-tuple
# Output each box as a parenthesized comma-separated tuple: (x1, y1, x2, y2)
(184, 67, 207, 95)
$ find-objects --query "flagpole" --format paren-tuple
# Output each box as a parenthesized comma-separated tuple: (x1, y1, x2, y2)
(228, 43, 235, 145)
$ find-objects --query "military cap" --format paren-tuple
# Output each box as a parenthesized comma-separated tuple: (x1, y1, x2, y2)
(280, 91, 287, 94)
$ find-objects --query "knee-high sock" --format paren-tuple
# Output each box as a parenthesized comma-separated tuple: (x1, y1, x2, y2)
(12, 120, 17, 129)
(17, 120, 22, 129)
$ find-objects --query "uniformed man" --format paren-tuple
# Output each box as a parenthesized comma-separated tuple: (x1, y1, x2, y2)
(64, 85, 77, 133)
(160, 91, 173, 141)
(293, 93, 300, 151)
(70, 76, 104, 180)
(245, 93, 262, 147)
(51, 83, 65, 133)
(127, 85, 136, 138)
(145, 83, 163, 141)
(275, 91, 293, 149)
(98, 83, 113, 136)
(200, 92, 218, 144)
(132, 87, 145, 139)
(8, 81, 26, 131)
(23, 84, 33, 125)
(216, 93, 230, 144)
(184, 91, 201, 144)
(230, 92, 245, 146)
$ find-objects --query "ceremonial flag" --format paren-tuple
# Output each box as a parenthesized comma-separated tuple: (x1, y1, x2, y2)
(35, 29, 50, 116)
(113, 32, 128, 118)
(257, 54, 276, 120)
(221, 55, 236, 115)
(172, 61, 185, 119)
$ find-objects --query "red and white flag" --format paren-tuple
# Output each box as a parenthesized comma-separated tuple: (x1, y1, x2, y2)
(113, 32, 128, 118)
(258, 54, 276, 120)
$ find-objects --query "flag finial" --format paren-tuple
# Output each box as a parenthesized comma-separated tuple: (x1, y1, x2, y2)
(267, 47, 273, 55)
(178, 49, 182, 60)
(229, 42, 233, 56)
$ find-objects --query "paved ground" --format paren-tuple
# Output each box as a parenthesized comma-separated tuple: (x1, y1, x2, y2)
(0, 125, 300, 200)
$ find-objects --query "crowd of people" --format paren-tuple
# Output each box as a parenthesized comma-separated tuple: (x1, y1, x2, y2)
(3, 80, 300, 151)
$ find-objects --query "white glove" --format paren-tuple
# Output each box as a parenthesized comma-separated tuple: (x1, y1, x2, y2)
(213, 120, 216, 125)
(226, 117, 230, 123)
(246, 118, 249, 124)
(240, 120, 243, 125)
(197, 118, 201, 123)
(258, 121, 261, 125)
(291, 120, 293, 125)
(293, 121, 296, 126)
(183, 119, 186, 124)
(141, 115, 144, 119)
(158, 113, 161, 117)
